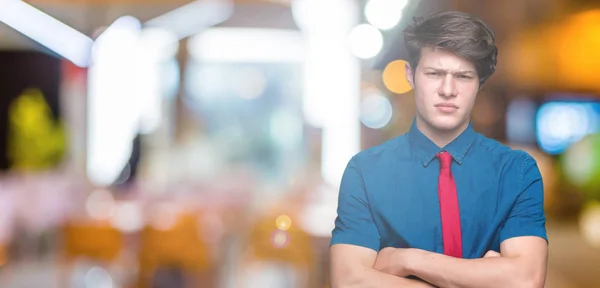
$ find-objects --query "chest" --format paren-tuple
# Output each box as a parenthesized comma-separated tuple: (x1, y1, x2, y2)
(365, 162, 514, 257)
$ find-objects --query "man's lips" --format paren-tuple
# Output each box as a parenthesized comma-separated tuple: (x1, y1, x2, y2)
(435, 103, 458, 109)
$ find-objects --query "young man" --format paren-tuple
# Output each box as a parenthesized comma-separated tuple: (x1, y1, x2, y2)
(330, 11, 548, 288)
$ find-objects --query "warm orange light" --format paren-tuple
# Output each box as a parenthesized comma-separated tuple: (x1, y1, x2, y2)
(554, 10, 600, 90)
(276, 215, 292, 231)
(504, 9, 600, 92)
(382, 60, 412, 94)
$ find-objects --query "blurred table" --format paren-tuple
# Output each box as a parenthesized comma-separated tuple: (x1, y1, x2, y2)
(0, 220, 598, 288)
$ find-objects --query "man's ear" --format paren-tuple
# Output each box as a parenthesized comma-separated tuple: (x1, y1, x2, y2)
(405, 62, 415, 89)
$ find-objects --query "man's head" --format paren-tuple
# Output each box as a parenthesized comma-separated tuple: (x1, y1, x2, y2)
(403, 11, 497, 138)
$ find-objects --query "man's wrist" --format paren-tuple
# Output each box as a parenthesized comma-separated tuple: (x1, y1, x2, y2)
(403, 248, 422, 276)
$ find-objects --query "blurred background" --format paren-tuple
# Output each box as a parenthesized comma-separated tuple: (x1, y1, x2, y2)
(0, 0, 599, 287)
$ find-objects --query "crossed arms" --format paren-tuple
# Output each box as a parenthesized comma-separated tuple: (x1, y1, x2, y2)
(330, 235, 548, 288)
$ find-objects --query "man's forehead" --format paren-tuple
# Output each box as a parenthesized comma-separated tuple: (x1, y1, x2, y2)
(424, 66, 476, 74)
(420, 48, 476, 71)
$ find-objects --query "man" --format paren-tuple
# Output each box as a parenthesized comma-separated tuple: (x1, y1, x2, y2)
(330, 11, 548, 288)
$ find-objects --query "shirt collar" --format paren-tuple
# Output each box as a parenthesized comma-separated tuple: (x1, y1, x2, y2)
(408, 119, 477, 167)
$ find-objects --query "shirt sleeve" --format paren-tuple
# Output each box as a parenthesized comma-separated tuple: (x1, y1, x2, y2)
(330, 158, 381, 251)
(499, 152, 548, 244)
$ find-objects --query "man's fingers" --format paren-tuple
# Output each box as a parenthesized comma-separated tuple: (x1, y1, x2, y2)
(483, 250, 501, 258)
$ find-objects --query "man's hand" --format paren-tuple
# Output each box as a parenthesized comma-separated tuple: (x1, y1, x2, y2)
(402, 237, 547, 288)
(375, 248, 503, 276)
(373, 247, 412, 277)
(331, 244, 438, 288)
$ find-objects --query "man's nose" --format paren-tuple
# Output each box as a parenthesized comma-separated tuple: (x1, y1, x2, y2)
(438, 74, 457, 98)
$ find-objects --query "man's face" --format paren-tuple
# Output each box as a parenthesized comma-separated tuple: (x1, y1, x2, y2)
(405, 48, 479, 134)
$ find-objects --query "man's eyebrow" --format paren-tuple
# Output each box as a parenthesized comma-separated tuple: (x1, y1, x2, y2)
(424, 67, 476, 74)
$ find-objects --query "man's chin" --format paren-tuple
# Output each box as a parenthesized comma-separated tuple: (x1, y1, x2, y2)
(429, 117, 463, 132)
(417, 114, 468, 135)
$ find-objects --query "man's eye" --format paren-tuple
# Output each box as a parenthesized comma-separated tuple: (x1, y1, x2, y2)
(426, 72, 442, 76)
(457, 75, 472, 79)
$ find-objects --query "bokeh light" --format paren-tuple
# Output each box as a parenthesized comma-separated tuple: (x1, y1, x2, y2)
(150, 202, 180, 231)
(562, 134, 600, 198)
(275, 215, 292, 231)
(85, 189, 116, 220)
(348, 24, 383, 59)
(360, 91, 393, 129)
(84, 266, 114, 288)
(109, 201, 143, 233)
(506, 98, 537, 144)
(299, 202, 337, 237)
(536, 102, 600, 154)
(270, 230, 290, 249)
(364, 0, 407, 30)
(291, 0, 357, 32)
(579, 201, 600, 249)
(382, 59, 412, 94)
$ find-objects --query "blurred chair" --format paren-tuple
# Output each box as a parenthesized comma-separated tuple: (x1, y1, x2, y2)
(60, 220, 124, 286)
(237, 211, 316, 288)
(137, 211, 214, 288)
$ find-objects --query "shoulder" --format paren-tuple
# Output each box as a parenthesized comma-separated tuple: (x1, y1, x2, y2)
(474, 134, 541, 186)
(475, 134, 537, 165)
(351, 134, 410, 169)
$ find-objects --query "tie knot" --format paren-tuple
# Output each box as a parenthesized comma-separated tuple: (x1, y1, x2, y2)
(436, 152, 452, 169)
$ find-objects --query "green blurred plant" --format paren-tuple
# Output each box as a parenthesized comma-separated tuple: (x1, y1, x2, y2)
(7, 88, 66, 171)
(561, 133, 600, 201)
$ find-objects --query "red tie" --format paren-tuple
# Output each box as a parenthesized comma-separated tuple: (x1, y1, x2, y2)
(436, 152, 463, 258)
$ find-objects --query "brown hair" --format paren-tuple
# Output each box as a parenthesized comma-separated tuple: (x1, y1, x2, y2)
(403, 11, 498, 86)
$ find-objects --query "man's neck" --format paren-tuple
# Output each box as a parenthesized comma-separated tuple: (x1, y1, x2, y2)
(415, 117, 470, 148)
